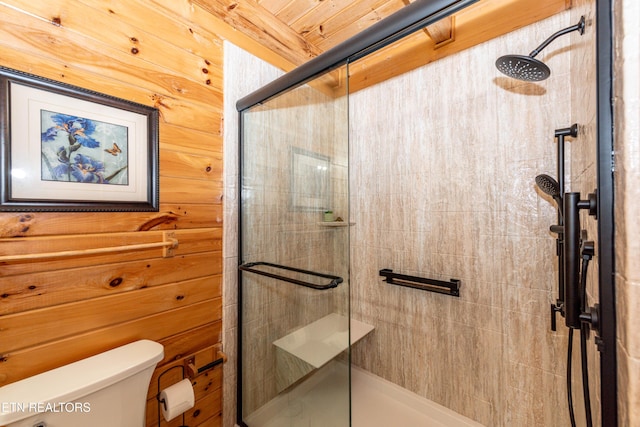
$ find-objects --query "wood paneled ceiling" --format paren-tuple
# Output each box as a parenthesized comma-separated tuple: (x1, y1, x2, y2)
(194, 0, 571, 91)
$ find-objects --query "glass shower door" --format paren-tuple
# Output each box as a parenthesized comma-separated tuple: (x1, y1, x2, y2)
(238, 67, 350, 427)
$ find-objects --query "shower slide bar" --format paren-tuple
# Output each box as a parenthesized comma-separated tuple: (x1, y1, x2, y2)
(379, 269, 460, 297)
(238, 262, 343, 290)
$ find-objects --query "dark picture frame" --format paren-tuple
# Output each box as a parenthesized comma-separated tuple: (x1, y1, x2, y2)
(0, 66, 159, 212)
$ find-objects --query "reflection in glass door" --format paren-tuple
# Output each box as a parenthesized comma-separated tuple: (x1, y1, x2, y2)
(238, 66, 351, 427)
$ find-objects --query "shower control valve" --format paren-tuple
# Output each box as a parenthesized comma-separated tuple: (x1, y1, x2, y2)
(578, 190, 598, 218)
(550, 224, 564, 235)
(580, 304, 599, 332)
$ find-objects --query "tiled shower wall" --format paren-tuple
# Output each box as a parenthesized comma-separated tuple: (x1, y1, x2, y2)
(349, 8, 599, 427)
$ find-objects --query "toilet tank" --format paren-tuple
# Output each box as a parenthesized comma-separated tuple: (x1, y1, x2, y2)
(0, 339, 164, 427)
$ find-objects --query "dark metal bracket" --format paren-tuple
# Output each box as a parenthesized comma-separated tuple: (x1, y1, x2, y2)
(239, 261, 343, 290)
(379, 269, 460, 297)
(563, 191, 598, 330)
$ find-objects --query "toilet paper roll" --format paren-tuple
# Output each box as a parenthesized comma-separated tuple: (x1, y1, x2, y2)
(159, 378, 195, 421)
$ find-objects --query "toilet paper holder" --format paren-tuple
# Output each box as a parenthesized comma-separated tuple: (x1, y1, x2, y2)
(156, 365, 190, 427)
(155, 349, 226, 426)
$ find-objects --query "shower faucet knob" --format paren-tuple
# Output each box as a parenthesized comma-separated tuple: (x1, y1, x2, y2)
(580, 304, 599, 332)
(577, 190, 598, 218)
(550, 224, 564, 235)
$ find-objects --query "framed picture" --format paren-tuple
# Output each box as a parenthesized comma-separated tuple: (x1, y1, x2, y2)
(290, 147, 330, 211)
(0, 66, 159, 212)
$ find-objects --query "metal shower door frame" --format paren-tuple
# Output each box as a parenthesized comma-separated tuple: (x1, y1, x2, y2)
(594, 0, 617, 425)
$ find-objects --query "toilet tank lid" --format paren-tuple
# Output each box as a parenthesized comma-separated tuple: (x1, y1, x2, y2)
(0, 339, 164, 424)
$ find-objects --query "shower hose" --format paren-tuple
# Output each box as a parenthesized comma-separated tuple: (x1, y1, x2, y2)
(566, 253, 593, 427)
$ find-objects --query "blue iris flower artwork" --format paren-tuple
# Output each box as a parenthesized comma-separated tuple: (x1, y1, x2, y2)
(40, 111, 129, 185)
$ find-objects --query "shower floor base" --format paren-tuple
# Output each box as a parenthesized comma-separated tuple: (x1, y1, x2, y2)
(244, 362, 484, 427)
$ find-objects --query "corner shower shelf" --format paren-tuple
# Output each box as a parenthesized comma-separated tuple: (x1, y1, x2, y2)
(317, 221, 354, 227)
(273, 313, 374, 369)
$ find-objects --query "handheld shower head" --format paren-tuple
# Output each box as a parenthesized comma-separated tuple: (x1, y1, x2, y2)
(535, 174, 560, 198)
(496, 16, 585, 81)
(536, 173, 563, 215)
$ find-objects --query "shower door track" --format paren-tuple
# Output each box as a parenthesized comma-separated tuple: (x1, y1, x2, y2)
(235, 0, 479, 113)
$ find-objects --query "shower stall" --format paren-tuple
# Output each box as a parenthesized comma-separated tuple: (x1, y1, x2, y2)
(230, 0, 616, 426)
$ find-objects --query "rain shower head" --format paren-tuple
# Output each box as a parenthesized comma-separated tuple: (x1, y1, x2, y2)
(495, 55, 550, 81)
(496, 16, 585, 81)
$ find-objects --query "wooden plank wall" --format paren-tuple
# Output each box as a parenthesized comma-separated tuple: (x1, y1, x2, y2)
(0, 1, 281, 426)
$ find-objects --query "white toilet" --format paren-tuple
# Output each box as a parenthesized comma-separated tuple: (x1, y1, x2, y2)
(0, 339, 164, 427)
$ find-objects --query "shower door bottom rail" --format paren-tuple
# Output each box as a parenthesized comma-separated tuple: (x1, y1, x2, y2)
(379, 268, 460, 297)
(239, 261, 343, 290)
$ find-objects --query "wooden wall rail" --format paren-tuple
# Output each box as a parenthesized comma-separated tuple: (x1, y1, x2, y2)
(0, 232, 179, 262)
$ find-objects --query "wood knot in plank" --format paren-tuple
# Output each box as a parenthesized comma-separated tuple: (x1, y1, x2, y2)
(19, 214, 33, 223)
(151, 94, 170, 110)
(0, 214, 35, 237)
(130, 37, 140, 55)
(137, 212, 180, 231)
